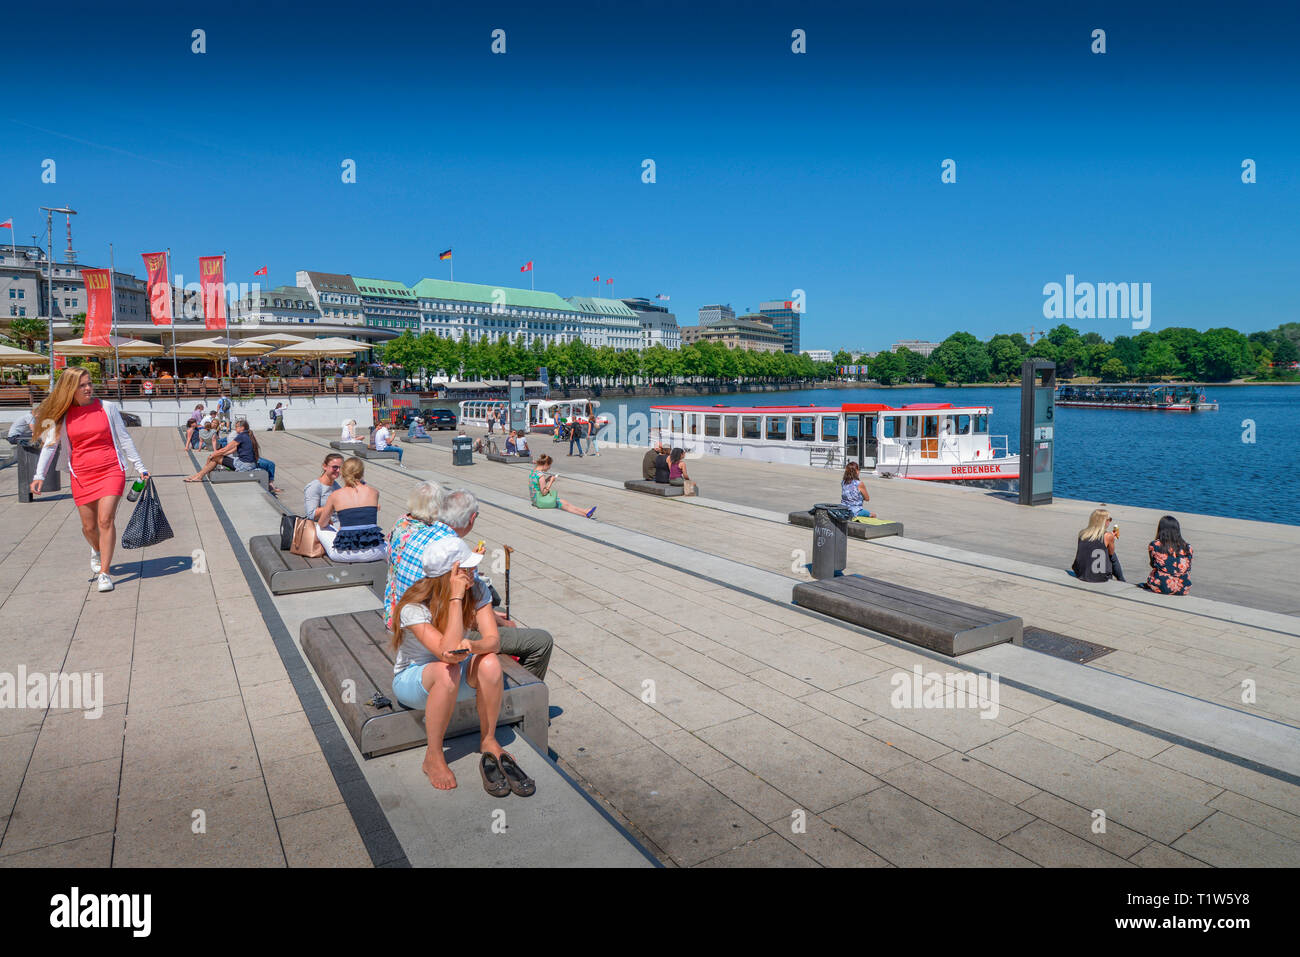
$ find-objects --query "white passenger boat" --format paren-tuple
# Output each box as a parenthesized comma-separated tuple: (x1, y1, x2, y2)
(459, 398, 607, 433)
(649, 402, 1019, 481)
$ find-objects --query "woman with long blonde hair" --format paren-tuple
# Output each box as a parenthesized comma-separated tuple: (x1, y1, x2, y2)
(30, 367, 149, 593)
(390, 536, 533, 797)
(1071, 507, 1124, 583)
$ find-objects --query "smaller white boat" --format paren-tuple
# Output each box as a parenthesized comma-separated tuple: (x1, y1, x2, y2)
(459, 398, 607, 433)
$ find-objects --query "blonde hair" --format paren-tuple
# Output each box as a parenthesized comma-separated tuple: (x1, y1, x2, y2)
(390, 573, 476, 653)
(1079, 508, 1111, 542)
(341, 456, 365, 487)
(33, 368, 91, 444)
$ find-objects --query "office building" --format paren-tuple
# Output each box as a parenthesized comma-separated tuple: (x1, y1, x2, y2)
(802, 349, 832, 362)
(698, 303, 735, 326)
(891, 339, 939, 357)
(296, 271, 364, 325)
(758, 299, 801, 354)
(680, 314, 785, 353)
(622, 298, 681, 349)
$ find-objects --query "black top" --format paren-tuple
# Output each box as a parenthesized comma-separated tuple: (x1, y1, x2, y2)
(653, 453, 670, 484)
(1072, 536, 1112, 582)
(233, 431, 257, 463)
(642, 448, 658, 480)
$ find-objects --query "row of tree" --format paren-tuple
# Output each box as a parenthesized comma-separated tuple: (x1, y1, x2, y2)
(838, 323, 1300, 385)
(379, 331, 832, 387)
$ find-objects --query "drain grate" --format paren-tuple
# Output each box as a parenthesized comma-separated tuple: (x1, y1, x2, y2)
(1021, 627, 1116, 664)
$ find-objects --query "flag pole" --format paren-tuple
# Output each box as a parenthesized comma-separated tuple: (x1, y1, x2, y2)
(109, 242, 120, 387)
(168, 248, 178, 380)
(223, 250, 230, 378)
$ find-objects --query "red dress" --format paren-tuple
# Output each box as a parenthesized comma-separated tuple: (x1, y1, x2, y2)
(65, 400, 125, 506)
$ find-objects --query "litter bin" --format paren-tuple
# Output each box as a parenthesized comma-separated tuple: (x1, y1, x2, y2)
(452, 435, 474, 466)
(17, 441, 60, 503)
(809, 503, 852, 579)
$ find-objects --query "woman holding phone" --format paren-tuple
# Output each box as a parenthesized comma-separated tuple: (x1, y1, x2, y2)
(390, 536, 535, 797)
(29, 367, 149, 593)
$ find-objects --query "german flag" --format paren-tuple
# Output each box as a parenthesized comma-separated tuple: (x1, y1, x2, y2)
(438, 249, 453, 261)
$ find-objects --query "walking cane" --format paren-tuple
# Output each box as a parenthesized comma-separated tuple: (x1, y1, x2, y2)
(503, 545, 513, 620)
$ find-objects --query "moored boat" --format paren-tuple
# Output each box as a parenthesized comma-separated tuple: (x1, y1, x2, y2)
(649, 402, 1019, 481)
(1055, 384, 1218, 411)
(459, 397, 608, 433)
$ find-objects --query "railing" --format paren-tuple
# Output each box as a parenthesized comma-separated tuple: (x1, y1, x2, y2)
(0, 376, 374, 404)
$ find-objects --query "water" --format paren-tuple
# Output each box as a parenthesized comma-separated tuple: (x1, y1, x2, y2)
(588, 385, 1299, 527)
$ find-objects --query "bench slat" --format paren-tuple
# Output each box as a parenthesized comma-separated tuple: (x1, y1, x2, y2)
(817, 576, 1008, 629)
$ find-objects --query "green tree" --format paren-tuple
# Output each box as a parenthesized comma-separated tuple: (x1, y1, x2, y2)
(9, 317, 48, 351)
(832, 349, 852, 367)
(1189, 328, 1254, 381)
(987, 335, 1024, 381)
(1099, 357, 1128, 381)
(868, 350, 903, 385)
(1139, 339, 1181, 378)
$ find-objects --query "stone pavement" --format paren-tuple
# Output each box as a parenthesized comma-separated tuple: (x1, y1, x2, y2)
(264, 429, 1300, 867)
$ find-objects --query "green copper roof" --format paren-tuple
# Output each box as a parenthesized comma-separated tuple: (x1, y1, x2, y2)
(411, 278, 577, 312)
(566, 296, 639, 317)
(352, 277, 415, 299)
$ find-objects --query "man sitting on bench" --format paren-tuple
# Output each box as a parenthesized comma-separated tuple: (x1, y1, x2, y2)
(642, 440, 666, 481)
(371, 422, 404, 465)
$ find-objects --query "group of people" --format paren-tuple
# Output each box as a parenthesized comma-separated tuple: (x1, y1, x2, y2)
(640, 441, 693, 489)
(341, 418, 405, 465)
(1072, 508, 1194, 595)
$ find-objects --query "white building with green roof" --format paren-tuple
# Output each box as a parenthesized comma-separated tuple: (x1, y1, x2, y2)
(353, 276, 420, 332)
(565, 296, 643, 351)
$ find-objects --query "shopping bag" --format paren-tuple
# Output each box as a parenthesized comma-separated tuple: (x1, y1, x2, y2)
(120, 478, 175, 549)
(290, 518, 325, 558)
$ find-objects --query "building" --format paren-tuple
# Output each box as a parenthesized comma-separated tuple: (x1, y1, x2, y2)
(802, 349, 832, 362)
(758, 299, 801, 354)
(622, 298, 681, 350)
(232, 285, 322, 326)
(296, 271, 364, 325)
(680, 314, 785, 353)
(412, 278, 583, 346)
(1, 244, 148, 325)
(891, 340, 939, 357)
(353, 277, 420, 332)
(565, 297, 643, 350)
(698, 303, 735, 326)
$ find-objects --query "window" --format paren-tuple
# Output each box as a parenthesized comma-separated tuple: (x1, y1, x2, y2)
(905, 417, 920, 438)
(704, 415, 720, 437)
(724, 415, 739, 438)
(821, 416, 839, 442)
(670, 412, 683, 433)
(975, 414, 988, 433)
(686, 414, 700, 436)
(883, 416, 900, 438)
(766, 416, 787, 441)
(957, 415, 971, 434)
(792, 416, 816, 441)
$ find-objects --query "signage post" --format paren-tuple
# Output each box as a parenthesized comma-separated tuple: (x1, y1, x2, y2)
(508, 375, 527, 434)
(1018, 360, 1056, 506)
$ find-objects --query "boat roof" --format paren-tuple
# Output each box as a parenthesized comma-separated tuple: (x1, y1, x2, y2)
(650, 402, 991, 414)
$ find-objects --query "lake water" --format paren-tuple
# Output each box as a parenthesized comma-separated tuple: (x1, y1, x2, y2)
(586, 385, 1298, 527)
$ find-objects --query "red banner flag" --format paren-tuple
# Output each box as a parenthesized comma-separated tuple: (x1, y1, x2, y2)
(82, 268, 113, 346)
(0, 219, 12, 229)
(520, 261, 533, 272)
(606, 278, 613, 284)
(141, 251, 172, 326)
(254, 266, 268, 276)
(593, 276, 599, 282)
(199, 255, 227, 330)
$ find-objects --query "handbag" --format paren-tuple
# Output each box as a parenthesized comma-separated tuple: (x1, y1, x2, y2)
(533, 490, 558, 508)
(279, 513, 298, 550)
(290, 518, 325, 558)
(120, 478, 175, 549)
(683, 479, 698, 496)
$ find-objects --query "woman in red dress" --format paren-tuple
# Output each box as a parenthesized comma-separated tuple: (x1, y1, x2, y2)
(30, 368, 149, 593)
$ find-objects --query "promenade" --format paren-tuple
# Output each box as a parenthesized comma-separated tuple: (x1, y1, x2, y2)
(2, 423, 1299, 867)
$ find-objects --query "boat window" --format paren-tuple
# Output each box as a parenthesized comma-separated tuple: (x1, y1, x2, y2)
(975, 414, 988, 433)
(724, 415, 738, 438)
(742, 416, 761, 439)
(923, 416, 938, 438)
(905, 417, 919, 438)
(957, 415, 971, 434)
(883, 416, 900, 439)
(705, 415, 721, 437)
(765, 416, 787, 441)
(686, 415, 699, 436)
(792, 416, 816, 442)
(821, 416, 838, 442)
(671, 413, 683, 433)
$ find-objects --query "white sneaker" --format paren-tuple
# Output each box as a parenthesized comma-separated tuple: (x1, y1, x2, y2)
(96, 573, 114, 593)
(90, 549, 101, 574)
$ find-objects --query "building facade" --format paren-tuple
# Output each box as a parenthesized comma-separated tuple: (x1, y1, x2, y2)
(296, 271, 364, 325)
(1, 244, 148, 325)
(802, 349, 832, 362)
(232, 284, 323, 326)
(354, 277, 420, 332)
(622, 298, 681, 349)
(412, 278, 584, 346)
(891, 340, 939, 357)
(698, 303, 735, 326)
(680, 315, 786, 353)
(565, 297, 643, 350)
(758, 299, 801, 354)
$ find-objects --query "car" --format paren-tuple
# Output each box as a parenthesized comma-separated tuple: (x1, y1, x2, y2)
(422, 408, 457, 430)
(119, 412, 143, 428)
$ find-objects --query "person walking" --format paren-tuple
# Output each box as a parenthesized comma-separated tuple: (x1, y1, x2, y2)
(29, 368, 149, 593)
(567, 416, 585, 457)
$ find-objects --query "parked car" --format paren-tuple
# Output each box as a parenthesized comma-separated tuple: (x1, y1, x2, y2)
(422, 408, 457, 430)
(120, 412, 142, 427)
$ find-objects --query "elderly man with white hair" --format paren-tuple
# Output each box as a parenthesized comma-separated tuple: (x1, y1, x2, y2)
(384, 483, 554, 680)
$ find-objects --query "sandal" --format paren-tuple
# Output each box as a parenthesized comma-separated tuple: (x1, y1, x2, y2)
(586, 506, 597, 518)
(479, 753, 511, 797)
(497, 752, 536, 797)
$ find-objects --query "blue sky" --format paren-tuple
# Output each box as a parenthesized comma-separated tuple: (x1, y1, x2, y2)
(4, 0, 1297, 351)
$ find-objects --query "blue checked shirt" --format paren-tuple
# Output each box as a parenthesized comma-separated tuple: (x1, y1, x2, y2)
(383, 516, 491, 631)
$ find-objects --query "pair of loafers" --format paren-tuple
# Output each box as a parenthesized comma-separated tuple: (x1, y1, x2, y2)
(480, 752, 535, 797)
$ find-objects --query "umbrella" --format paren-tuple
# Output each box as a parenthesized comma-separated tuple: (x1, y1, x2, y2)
(267, 337, 373, 377)
(54, 336, 165, 357)
(171, 336, 275, 357)
(0, 344, 51, 366)
(245, 332, 310, 346)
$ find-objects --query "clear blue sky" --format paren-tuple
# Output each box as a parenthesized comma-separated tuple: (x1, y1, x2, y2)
(4, 0, 1297, 351)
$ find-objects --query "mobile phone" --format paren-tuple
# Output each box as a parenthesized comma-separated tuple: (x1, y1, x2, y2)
(447, 647, 470, 656)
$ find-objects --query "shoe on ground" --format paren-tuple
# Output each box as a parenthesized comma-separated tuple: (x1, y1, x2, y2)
(97, 573, 114, 593)
(90, 549, 101, 574)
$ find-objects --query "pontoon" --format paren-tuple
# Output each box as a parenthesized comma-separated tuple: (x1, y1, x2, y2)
(1055, 384, 1218, 411)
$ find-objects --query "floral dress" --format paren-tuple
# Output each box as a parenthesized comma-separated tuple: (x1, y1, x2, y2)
(1140, 540, 1193, 594)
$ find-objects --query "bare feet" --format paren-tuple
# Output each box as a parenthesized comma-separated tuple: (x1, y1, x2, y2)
(422, 753, 457, 790)
(183, 476, 201, 483)
(480, 736, 505, 761)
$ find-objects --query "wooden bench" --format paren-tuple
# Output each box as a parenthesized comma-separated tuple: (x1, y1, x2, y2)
(356, 448, 401, 460)
(0, 388, 31, 405)
(301, 610, 549, 758)
(249, 534, 386, 596)
(208, 468, 270, 490)
(792, 574, 1022, 657)
(404, 434, 432, 443)
(330, 441, 368, 452)
(486, 451, 532, 464)
(788, 510, 904, 540)
(624, 479, 684, 497)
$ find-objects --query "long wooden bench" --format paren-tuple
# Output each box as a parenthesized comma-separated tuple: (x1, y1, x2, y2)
(624, 479, 684, 497)
(792, 574, 1022, 657)
(788, 509, 904, 540)
(330, 441, 368, 452)
(249, 534, 386, 596)
(301, 610, 549, 758)
(208, 468, 270, 490)
(486, 451, 532, 464)
(356, 448, 401, 460)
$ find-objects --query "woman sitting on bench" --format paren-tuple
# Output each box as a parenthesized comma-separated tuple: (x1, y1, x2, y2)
(840, 461, 875, 518)
(340, 418, 359, 442)
(390, 536, 535, 796)
(408, 417, 429, 439)
(185, 418, 284, 493)
(316, 457, 387, 562)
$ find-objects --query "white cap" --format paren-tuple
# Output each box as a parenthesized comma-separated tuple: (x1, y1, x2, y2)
(420, 536, 484, 578)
